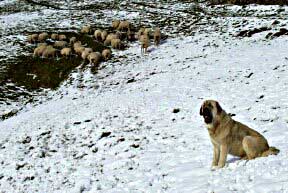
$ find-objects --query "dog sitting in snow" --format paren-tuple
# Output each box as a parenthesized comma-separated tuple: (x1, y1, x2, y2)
(200, 100, 279, 169)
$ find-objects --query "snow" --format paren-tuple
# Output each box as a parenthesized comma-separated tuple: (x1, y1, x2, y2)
(0, 32, 287, 192)
(0, 0, 288, 192)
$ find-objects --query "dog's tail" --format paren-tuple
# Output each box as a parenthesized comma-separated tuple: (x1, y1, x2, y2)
(262, 146, 280, 157)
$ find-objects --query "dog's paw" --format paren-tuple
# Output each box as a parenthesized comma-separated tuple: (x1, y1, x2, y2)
(210, 165, 224, 171)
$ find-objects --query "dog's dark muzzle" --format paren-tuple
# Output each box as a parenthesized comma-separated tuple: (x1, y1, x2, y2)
(203, 107, 213, 124)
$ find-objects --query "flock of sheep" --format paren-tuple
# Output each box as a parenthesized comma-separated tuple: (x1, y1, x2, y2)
(27, 20, 162, 66)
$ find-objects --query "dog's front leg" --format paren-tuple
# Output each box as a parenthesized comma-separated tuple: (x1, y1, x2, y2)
(218, 144, 228, 168)
(212, 143, 220, 167)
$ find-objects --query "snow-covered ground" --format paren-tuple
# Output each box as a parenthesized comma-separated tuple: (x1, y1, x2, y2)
(0, 31, 287, 192)
(0, 0, 288, 192)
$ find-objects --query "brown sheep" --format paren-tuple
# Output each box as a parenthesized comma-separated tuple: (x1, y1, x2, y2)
(70, 37, 77, 44)
(54, 41, 68, 48)
(94, 30, 102, 41)
(58, 34, 67, 41)
(81, 25, 90, 34)
(154, 27, 161, 46)
(88, 52, 102, 65)
(101, 30, 108, 41)
(117, 20, 130, 31)
(51, 33, 59, 40)
(33, 44, 47, 57)
(38, 32, 49, 42)
(28, 34, 39, 43)
(112, 20, 120, 29)
(42, 46, 56, 58)
(74, 46, 85, 55)
(140, 34, 150, 54)
(102, 49, 111, 61)
(60, 48, 72, 57)
(111, 38, 122, 49)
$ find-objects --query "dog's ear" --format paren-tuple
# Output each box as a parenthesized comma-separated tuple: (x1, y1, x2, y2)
(216, 102, 222, 114)
(199, 105, 203, 116)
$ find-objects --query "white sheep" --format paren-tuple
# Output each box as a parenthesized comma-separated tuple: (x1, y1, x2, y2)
(38, 32, 49, 42)
(102, 49, 111, 61)
(81, 50, 90, 61)
(84, 47, 93, 54)
(33, 44, 47, 57)
(28, 34, 39, 43)
(88, 52, 102, 65)
(140, 34, 150, 54)
(74, 46, 85, 55)
(117, 20, 130, 31)
(111, 38, 122, 49)
(61, 48, 72, 57)
(94, 30, 102, 41)
(42, 46, 57, 58)
(58, 34, 67, 41)
(101, 30, 108, 41)
(112, 20, 120, 29)
(81, 25, 90, 34)
(51, 33, 59, 40)
(54, 41, 68, 48)
(70, 37, 77, 44)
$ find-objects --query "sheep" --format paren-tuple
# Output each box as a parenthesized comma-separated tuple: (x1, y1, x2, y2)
(51, 33, 59, 40)
(70, 37, 77, 44)
(112, 20, 120, 29)
(37, 43, 47, 47)
(101, 30, 108, 41)
(84, 47, 93, 54)
(144, 28, 151, 36)
(58, 34, 67, 41)
(111, 38, 122, 49)
(106, 33, 119, 41)
(74, 46, 85, 55)
(94, 30, 102, 41)
(102, 49, 111, 61)
(73, 41, 82, 49)
(153, 27, 161, 46)
(117, 20, 130, 31)
(54, 41, 68, 48)
(81, 25, 90, 34)
(140, 34, 150, 54)
(38, 32, 49, 42)
(33, 44, 47, 57)
(127, 28, 135, 41)
(42, 46, 56, 58)
(28, 34, 39, 43)
(81, 50, 90, 61)
(60, 48, 72, 57)
(88, 52, 101, 65)
(136, 28, 145, 40)
(104, 39, 111, 46)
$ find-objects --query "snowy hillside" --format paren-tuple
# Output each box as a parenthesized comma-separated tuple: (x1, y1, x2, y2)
(0, 33, 287, 192)
(0, 1, 288, 193)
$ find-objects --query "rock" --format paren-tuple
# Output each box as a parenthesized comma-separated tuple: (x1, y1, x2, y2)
(127, 78, 136, 83)
(99, 131, 111, 139)
(21, 136, 31, 144)
(131, 144, 140, 148)
(172, 108, 180, 113)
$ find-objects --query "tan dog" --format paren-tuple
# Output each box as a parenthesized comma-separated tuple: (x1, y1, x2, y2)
(200, 100, 279, 169)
